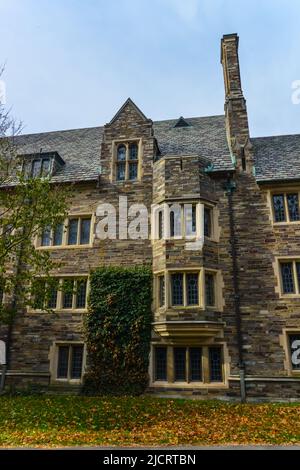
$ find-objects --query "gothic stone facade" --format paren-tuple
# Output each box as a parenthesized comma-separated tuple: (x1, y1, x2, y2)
(1, 33, 300, 400)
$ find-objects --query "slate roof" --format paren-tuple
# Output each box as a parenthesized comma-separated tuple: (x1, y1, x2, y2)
(11, 114, 233, 184)
(253, 134, 300, 182)
(13, 114, 300, 184)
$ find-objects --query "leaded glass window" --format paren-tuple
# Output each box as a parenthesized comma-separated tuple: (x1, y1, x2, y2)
(57, 346, 69, 378)
(185, 204, 197, 236)
(187, 273, 198, 305)
(41, 226, 51, 246)
(287, 194, 300, 221)
(174, 347, 186, 381)
(289, 334, 300, 371)
(71, 345, 84, 378)
(280, 262, 295, 294)
(117, 144, 126, 161)
(32, 159, 41, 177)
(205, 273, 215, 306)
(53, 223, 64, 246)
(129, 143, 138, 160)
(117, 162, 125, 181)
(62, 280, 74, 309)
(129, 162, 138, 180)
(189, 347, 202, 381)
(68, 219, 78, 245)
(47, 284, 58, 309)
(155, 347, 167, 381)
(272, 194, 286, 222)
(76, 280, 87, 308)
(80, 218, 91, 245)
(171, 273, 183, 305)
(209, 347, 223, 382)
(158, 210, 163, 239)
(41, 158, 50, 176)
(57, 344, 84, 380)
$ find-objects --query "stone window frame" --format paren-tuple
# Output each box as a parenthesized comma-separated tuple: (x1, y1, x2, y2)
(274, 257, 300, 299)
(280, 328, 300, 377)
(111, 138, 143, 182)
(267, 189, 300, 225)
(153, 200, 219, 242)
(154, 268, 223, 312)
(149, 341, 229, 389)
(35, 213, 95, 250)
(28, 274, 90, 313)
(49, 341, 87, 385)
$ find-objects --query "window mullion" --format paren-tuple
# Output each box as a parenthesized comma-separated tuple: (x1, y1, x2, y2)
(125, 143, 129, 180)
(284, 194, 289, 222)
(183, 273, 187, 306)
(72, 280, 76, 310)
(67, 346, 72, 381)
(293, 261, 299, 294)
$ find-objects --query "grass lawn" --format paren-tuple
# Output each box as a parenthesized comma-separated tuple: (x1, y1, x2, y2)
(1, 396, 300, 447)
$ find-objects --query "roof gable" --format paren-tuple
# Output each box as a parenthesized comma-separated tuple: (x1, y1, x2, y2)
(109, 98, 148, 125)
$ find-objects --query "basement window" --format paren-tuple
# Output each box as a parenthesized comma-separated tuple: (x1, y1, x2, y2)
(56, 343, 84, 381)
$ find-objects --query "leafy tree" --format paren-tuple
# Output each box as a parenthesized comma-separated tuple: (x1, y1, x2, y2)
(0, 68, 70, 390)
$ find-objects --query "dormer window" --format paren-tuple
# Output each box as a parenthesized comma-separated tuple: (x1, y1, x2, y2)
(22, 151, 65, 179)
(115, 141, 140, 182)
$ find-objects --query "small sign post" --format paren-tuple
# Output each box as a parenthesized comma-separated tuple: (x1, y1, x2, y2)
(0, 340, 5, 366)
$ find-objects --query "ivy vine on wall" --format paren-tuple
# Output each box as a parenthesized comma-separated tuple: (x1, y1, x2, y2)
(83, 265, 152, 395)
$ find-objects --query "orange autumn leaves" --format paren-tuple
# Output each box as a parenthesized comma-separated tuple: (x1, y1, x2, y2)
(1, 396, 300, 447)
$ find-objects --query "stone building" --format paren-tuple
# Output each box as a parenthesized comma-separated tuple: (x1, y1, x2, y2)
(1, 33, 300, 400)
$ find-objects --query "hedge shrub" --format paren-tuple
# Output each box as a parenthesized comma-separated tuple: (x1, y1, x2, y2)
(83, 265, 152, 395)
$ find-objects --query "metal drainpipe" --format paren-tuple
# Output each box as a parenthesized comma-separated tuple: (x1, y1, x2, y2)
(226, 176, 246, 403)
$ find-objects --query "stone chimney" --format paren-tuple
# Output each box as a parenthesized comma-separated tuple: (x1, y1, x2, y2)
(221, 34, 251, 168)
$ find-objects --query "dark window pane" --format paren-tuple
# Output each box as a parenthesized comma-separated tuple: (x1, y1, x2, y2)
(41, 159, 50, 176)
(47, 285, 58, 309)
(33, 279, 46, 309)
(53, 223, 63, 246)
(296, 263, 300, 293)
(205, 273, 215, 306)
(76, 280, 87, 308)
(192, 205, 197, 233)
(174, 347, 186, 381)
(155, 347, 167, 381)
(68, 219, 78, 245)
(187, 273, 198, 305)
(289, 334, 300, 371)
(159, 276, 165, 307)
(129, 143, 138, 160)
(23, 160, 32, 177)
(287, 194, 300, 221)
(209, 347, 223, 382)
(57, 346, 69, 378)
(41, 226, 51, 246)
(80, 218, 91, 245)
(281, 262, 295, 294)
(272, 194, 286, 222)
(62, 280, 74, 309)
(158, 210, 163, 239)
(204, 208, 212, 237)
(71, 345, 84, 379)
(171, 273, 183, 305)
(117, 144, 126, 161)
(117, 162, 125, 181)
(32, 159, 41, 177)
(170, 211, 174, 237)
(189, 347, 202, 381)
(129, 162, 138, 180)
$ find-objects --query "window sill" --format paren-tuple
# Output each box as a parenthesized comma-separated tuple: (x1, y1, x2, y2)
(28, 308, 88, 314)
(273, 221, 300, 226)
(51, 378, 83, 385)
(36, 244, 93, 250)
(278, 294, 300, 299)
(151, 381, 228, 389)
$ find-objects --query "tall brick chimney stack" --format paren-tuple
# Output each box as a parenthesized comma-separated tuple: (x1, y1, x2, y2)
(221, 34, 250, 161)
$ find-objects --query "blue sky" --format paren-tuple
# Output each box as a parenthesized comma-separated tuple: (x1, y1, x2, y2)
(1, 0, 300, 137)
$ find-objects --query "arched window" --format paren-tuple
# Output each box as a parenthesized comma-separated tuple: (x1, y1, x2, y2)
(117, 144, 126, 161)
